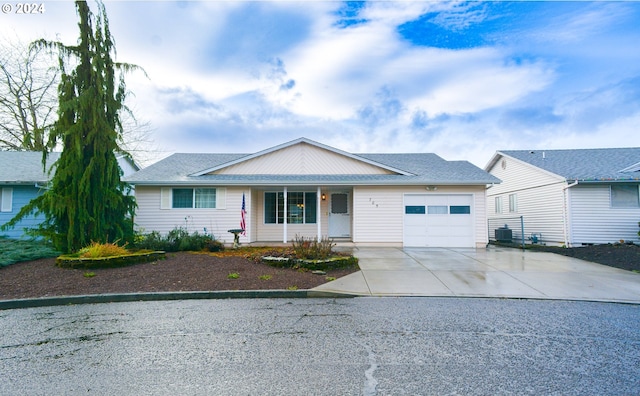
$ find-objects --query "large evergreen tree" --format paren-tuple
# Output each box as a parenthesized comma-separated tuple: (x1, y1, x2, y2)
(4, 1, 139, 252)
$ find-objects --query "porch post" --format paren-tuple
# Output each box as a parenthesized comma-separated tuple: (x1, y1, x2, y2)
(283, 186, 287, 243)
(317, 186, 322, 241)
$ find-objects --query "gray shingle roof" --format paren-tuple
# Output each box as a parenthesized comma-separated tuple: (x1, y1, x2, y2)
(0, 151, 139, 184)
(498, 148, 640, 181)
(0, 151, 59, 184)
(125, 151, 499, 186)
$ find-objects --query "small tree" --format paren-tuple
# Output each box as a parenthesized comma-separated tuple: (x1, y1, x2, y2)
(3, 1, 140, 252)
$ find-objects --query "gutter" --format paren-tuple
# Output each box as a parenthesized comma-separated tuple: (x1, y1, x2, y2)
(561, 180, 579, 247)
(126, 181, 499, 187)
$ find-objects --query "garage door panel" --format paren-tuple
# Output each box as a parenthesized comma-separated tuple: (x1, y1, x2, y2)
(403, 194, 474, 248)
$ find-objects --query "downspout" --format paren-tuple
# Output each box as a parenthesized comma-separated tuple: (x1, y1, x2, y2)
(317, 186, 322, 242)
(283, 186, 288, 243)
(562, 180, 579, 247)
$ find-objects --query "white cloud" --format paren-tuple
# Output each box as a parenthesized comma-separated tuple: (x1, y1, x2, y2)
(2, 1, 639, 167)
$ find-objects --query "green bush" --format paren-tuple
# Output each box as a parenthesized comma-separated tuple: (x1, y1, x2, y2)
(134, 227, 221, 252)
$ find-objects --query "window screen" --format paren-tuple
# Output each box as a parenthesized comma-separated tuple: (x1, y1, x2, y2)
(611, 185, 640, 208)
(195, 188, 216, 208)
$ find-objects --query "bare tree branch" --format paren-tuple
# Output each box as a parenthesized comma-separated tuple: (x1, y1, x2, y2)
(0, 36, 58, 151)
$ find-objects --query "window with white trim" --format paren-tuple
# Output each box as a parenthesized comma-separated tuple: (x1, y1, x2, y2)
(509, 193, 518, 212)
(611, 184, 640, 208)
(1, 188, 12, 212)
(264, 192, 317, 224)
(495, 196, 502, 214)
(172, 188, 216, 208)
(160, 187, 224, 209)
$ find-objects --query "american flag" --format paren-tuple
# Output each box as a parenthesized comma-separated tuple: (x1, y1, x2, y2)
(240, 193, 246, 236)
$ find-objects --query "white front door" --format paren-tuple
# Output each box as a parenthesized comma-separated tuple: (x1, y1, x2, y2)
(329, 192, 351, 238)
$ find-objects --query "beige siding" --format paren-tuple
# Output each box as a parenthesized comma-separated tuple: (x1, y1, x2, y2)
(135, 186, 249, 244)
(214, 142, 394, 175)
(569, 185, 640, 244)
(353, 186, 404, 244)
(353, 186, 488, 246)
(487, 155, 568, 245)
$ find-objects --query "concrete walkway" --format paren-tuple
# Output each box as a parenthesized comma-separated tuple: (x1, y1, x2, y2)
(312, 246, 640, 303)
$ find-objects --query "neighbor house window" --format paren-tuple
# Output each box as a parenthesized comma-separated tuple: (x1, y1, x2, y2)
(172, 188, 217, 208)
(509, 194, 518, 212)
(495, 196, 502, 214)
(611, 184, 640, 208)
(1, 187, 13, 212)
(264, 192, 317, 224)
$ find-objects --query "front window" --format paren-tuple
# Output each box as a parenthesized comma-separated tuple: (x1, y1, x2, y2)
(172, 188, 216, 208)
(264, 192, 317, 224)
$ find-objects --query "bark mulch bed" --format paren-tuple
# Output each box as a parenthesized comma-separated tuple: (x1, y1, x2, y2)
(526, 243, 640, 272)
(1, 244, 638, 301)
(0, 252, 358, 300)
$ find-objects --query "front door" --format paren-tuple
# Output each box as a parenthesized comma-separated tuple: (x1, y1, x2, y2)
(329, 192, 351, 238)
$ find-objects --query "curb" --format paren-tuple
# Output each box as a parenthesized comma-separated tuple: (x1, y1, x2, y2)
(0, 290, 354, 310)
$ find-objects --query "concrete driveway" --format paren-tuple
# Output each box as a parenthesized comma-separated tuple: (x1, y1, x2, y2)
(312, 246, 640, 303)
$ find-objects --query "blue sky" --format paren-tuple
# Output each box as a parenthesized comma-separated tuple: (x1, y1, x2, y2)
(2, 1, 639, 167)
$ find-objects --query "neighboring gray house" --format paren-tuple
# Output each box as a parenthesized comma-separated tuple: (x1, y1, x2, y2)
(485, 148, 640, 247)
(125, 137, 500, 248)
(0, 151, 139, 239)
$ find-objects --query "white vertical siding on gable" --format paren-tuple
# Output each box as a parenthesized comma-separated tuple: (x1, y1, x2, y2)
(135, 186, 246, 244)
(488, 155, 564, 196)
(569, 184, 640, 245)
(213, 143, 394, 175)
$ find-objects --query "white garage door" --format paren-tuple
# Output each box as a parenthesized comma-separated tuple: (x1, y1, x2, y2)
(404, 194, 474, 247)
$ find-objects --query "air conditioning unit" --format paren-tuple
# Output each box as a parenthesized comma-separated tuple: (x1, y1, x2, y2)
(495, 225, 512, 243)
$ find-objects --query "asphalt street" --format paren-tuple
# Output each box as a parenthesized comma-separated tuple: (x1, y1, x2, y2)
(1, 297, 639, 395)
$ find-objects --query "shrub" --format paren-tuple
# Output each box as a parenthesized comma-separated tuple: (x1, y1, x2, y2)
(0, 238, 60, 267)
(78, 241, 128, 258)
(134, 227, 221, 252)
(204, 239, 225, 252)
(292, 235, 335, 260)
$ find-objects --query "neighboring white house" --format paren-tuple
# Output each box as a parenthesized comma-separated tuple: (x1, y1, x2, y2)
(0, 151, 139, 238)
(485, 148, 640, 247)
(125, 137, 500, 248)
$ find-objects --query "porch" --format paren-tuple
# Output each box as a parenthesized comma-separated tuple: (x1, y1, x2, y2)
(248, 187, 353, 243)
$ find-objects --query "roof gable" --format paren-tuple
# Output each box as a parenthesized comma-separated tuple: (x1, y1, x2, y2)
(191, 138, 412, 176)
(125, 138, 500, 186)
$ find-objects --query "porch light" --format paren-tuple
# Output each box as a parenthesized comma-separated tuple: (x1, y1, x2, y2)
(321, 193, 326, 201)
